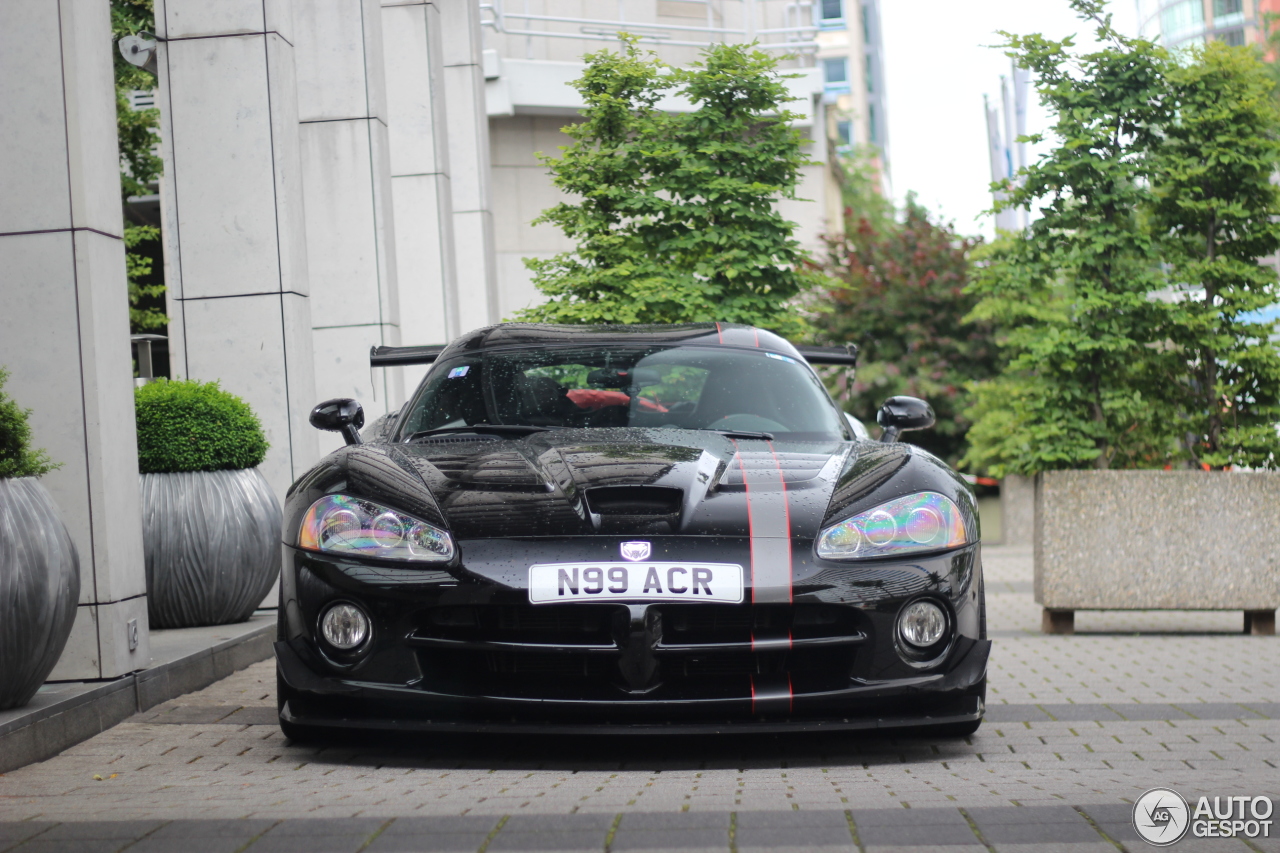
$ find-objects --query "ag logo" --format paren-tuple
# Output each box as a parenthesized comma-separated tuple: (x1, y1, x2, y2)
(1133, 787, 1191, 846)
(620, 541, 651, 562)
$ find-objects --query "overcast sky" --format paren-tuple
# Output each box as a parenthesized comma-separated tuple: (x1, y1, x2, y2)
(878, 0, 1140, 239)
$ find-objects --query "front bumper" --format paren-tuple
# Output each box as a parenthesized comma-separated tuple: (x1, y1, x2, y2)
(276, 538, 988, 732)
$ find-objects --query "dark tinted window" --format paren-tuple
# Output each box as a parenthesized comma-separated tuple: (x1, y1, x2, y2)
(399, 346, 848, 441)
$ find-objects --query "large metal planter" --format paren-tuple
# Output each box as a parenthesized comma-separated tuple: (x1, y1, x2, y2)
(0, 477, 80, 710)
(140, 467, 281, 629)
(1035, 470, 1280, 634)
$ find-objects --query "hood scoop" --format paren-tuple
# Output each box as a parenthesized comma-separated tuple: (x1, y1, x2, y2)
(409, 434, 502, 448)
(585, 485, 683, 534)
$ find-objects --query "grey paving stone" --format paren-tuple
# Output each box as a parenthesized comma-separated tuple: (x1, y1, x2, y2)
(486, 829, 606, 851)
(128, 837, 250, 853)
(971, 821, 1104, 845)
(1040, 705, 1124, 722)
(733, 811, 849, 829)
(364, 833, 493, 853)
(0, 822, 53, 846)
(617, 814, 730, 830)
(39, 822, 165, 841)
(263, 819, 386, 837)
(988, 840, 1121, 845)
(983, 705, 1054, 723)
(379, 816, 499, 836)
(1174, 703, 1265, 720)
(850, 808, 965, 827)
(139, 706, 245, 725)
(735, 825, 854, 848)
(1107, 704, 1193, 721)
(863, 846, 987, 853)
(609, 828, 728, 851)
(964, 806, 1083, 826)
(10, 842, 131, 853)
(501, 814, 616, 833)
(1241, 703, 1280, 719)
(855, 823, 979, 847)
(148, 819, 277, 838)
(245, 835, 370, 853)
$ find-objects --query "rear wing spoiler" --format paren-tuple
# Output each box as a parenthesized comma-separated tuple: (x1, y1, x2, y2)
(370, 344, 447, 367)
(371, 342, 857, 368)
(795, 344, 858, 366)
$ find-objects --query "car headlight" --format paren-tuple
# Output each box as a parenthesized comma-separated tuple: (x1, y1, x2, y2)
(816, 492, 968, 560)
(298, 494, 454, 562)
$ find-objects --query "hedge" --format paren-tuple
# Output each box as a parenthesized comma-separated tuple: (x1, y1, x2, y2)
(135, 379, 268, 474)
(0, 368, 57, 479)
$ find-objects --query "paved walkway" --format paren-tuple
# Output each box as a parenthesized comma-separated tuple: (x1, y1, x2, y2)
(1, 546, 1276, 851)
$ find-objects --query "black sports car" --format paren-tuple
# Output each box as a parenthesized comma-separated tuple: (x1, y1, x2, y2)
(275, 323, 989, 738)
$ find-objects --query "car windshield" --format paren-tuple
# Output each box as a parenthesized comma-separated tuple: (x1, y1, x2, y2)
(397, 345, 849, 441)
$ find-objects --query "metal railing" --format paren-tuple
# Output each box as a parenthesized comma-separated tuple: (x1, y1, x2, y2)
(479, 0, 821, 55)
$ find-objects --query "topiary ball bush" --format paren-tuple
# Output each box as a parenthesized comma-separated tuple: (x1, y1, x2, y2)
(135, 379, 268, 474)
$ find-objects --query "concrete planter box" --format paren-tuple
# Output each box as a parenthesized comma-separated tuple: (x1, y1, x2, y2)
(0, 478, 80, 710)
(140, 467, 282, 629)
(1035, 470, 1280, 635)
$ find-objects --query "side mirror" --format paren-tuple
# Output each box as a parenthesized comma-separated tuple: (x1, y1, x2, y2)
(310, 398, 365, 446)
(876, 396, 934, 444)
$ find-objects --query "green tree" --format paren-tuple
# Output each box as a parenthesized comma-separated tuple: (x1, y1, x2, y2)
(111, 0, 166, 333)
(0, 368, 58, 479)
(815, 175, 994, 466)
(516, 39, 822, 337)
(1148, 41, 1280, 468)
(962, 1, 1176, 476)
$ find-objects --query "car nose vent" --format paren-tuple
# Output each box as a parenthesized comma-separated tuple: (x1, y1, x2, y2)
(585, 486, 682, 516)
(409, 434, 501, 447)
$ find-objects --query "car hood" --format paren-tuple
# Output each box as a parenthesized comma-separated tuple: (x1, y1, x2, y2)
(369, 428, 880, 540)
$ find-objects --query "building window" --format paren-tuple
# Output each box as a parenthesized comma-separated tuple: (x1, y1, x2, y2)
(823, 57, 850, 92)
(836, 120, 853, 147)
(1213, 0, 1244, 26)
(868, 104, 878, 146)
(1218, 26, 1246, 44)
(820, 0, 844, 27)
(865, 55, 874, 92)
(1161, 0, 1205, 42)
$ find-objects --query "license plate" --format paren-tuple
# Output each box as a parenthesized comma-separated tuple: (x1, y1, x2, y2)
(528, 562, 744, 604)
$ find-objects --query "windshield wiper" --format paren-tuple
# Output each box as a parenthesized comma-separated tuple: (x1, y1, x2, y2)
(700, 429, 775, 441)
(406, 424, 556, 441)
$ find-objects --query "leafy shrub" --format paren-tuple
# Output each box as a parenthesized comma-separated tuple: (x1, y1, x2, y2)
(0, 368, 58, 479)
(135, 380, 268, 474)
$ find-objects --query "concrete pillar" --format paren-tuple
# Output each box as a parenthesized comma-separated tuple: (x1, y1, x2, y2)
(382, 0, 461, 389)
(439, 0, 499, 333)
(0, 2, 150, 680)
(295, 0, 404, 453)
(154, 0, 318, 499)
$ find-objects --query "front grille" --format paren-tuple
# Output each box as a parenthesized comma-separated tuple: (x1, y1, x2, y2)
(410, 602, 863, 700)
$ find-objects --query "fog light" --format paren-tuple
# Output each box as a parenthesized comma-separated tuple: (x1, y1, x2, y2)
(320, 603, 369, 650)
(898, 601, 946, 648)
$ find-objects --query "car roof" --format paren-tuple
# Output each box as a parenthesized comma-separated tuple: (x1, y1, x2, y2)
(439, 322, 805, 360)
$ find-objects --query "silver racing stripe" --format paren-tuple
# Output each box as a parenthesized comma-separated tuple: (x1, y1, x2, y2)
(731, 441, 793, 604)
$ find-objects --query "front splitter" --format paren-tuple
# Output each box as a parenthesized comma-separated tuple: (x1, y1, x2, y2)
(279, 695, 983, 736)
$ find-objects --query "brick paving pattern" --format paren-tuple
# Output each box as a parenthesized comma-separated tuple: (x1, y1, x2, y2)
(1, 546, 1276, 851)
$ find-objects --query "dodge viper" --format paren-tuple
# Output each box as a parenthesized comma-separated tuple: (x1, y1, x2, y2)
(275, 323, 989, 738)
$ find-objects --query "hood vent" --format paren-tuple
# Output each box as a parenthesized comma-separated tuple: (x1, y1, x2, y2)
(585, 486, 683, 534)
(411, 434, 502, 447)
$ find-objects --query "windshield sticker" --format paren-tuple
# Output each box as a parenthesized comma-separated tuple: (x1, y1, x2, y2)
(765, 352, 798, 364)
(448, 366, 470, 378)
